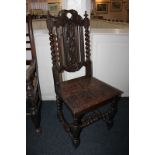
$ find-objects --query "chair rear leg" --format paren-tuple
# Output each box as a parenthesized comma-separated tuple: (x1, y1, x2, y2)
(27, 82, 41, 134)
(56, 96, 63, 122)
(31, 109, 41, 133)
(105, 96, 120, 130)
(30, 103, 41, 134)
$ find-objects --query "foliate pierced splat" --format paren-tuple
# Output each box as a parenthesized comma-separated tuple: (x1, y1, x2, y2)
(47, 10, 91, 73)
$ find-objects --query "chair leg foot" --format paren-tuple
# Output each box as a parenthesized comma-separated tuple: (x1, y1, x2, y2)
(106, 119, 113, 130)
(35, 127, 42, 135)
(72, 139, 80, 148)
(71, 116, 82, 148)
(27, 109, 41, 134)
(31, 110, 41, 134)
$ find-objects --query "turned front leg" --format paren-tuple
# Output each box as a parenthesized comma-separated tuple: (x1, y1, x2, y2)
(71, 116, 82, 148)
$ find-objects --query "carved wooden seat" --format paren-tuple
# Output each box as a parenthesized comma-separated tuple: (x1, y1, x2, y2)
(46, 9, 123, 147)
(59, 76, 122, 115)
(26, 14, 42, 134)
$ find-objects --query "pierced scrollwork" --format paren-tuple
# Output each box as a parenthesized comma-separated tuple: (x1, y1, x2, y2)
(47, 9, 91, 73)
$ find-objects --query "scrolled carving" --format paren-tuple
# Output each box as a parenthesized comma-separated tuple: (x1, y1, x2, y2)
(47, 9, 89, 73)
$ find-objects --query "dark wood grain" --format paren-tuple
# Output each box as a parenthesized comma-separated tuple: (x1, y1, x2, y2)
(59, 76, 122, 115)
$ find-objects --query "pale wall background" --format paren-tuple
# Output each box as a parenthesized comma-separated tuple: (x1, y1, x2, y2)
(30, 0, 129, 100)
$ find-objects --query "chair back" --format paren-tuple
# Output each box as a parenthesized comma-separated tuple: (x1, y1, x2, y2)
(26, 14, 36, 65)
(46, 10, 92, 92)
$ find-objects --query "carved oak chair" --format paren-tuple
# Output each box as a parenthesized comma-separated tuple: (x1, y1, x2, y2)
(46, 9, 123, 147)
(26, 14, 42, 133)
